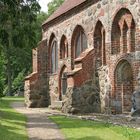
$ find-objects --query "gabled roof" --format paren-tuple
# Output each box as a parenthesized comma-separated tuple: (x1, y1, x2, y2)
(43, 0, 86, 25)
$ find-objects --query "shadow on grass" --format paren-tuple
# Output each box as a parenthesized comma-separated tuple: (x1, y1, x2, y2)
(1, 98, 26, 124)
(0, 106, 26, 122)
(0, 97, 27, 140)
(2, 118, 26, 126)
(0, 97, 24, 105)
(0, 123, 27, 140)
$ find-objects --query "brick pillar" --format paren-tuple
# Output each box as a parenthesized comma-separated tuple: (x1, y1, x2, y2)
(127, 27, 131, 53)
(32, 48, 37, 73)
(37, 39, 48, 75)
(24, 39, 50, 108)
(120, 27, 124, 54)
(65, 39, 68, 58)
(101, 28, 105, 65)
(121, 83, 124, 113)
(123, 25, 128, 54)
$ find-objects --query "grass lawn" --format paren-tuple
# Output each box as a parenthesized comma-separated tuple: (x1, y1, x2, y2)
(0, 97, 28, 140)
(49, 116, 140, 140)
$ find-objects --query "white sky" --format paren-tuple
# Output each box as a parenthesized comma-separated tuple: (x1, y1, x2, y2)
(39, 0, 52, 13)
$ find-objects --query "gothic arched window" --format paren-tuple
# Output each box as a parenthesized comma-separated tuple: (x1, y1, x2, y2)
(51, 40, 58, 73)
(94, 20, 106, 66)
(74, 26, 87, 58)
(60, 35, 68, 59)
(111, 8, 135, 54)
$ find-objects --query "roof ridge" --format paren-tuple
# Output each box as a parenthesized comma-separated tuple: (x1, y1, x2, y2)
(43, 0, 86, 26)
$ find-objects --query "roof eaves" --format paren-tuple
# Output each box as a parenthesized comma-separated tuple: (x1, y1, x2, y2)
(42, 0, 87, 27)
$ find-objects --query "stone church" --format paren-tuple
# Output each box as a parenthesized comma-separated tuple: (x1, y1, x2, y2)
(24, 0, 140, 114)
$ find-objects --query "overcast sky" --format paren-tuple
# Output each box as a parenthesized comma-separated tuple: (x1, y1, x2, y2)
(39, 0, 52, 12)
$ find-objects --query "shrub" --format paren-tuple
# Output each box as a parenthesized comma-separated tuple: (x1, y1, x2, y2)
(12, 69, 25, 94)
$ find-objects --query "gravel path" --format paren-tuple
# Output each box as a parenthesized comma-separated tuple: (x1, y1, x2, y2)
(11, 102, 65, 140)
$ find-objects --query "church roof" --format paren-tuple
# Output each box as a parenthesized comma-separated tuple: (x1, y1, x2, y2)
(43, 0, 86, 25)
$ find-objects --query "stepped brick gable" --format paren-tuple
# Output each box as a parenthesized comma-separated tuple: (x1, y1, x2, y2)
(24, 0, 140, 114)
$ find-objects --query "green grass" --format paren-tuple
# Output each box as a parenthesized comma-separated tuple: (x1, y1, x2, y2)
(0, 97, 28, 140)
(49, 116, 140, 140)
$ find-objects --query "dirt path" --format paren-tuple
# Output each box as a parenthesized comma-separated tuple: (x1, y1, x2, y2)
(11, 102, 65, 140)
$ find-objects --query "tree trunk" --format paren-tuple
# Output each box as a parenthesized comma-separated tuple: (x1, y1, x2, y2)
(5, 45, 13, 96)
(7, 49, 12, 96)
(6, 24, 13, 96)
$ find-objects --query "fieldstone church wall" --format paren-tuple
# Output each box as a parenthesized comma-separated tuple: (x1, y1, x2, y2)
(24, 0, 140, 114)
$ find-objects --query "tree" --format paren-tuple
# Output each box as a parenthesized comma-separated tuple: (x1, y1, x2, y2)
(0, 52, 5, 98)
(47, 0, 64, 18)
(35, 12, 48, 41)
(0, 0, 65, 96)
(0, 0, 40, 96)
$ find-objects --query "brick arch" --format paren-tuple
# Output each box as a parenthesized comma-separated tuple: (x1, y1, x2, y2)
(112, 7, 136, 24)
(48, 33, 57, 56)
(48, 33, 56, 47)
(94, 20, 106, 66)
(113, 59, 133, 113)
(58, 65, 68, 101)
(114, 57, 132, 72)
(71, 25, 88, 60)
(60, 35, 68, 59)
(48, 33, 58, 74)
(111, 8, 135, 55)
(93, 19, 105, 34)
(112, 57, 133, 91)
(114, 59, 133, 84)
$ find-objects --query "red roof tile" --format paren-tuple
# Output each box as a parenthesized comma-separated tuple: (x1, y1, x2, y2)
(43, 0, 86, 25)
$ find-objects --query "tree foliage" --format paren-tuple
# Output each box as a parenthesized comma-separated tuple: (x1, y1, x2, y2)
(0, 53, 5, 98)
(0, 0, 40, 96)
(0, 0, 64, 96)
(47, 0, 64, 18)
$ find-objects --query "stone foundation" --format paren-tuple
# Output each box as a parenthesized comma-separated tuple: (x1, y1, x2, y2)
(98, 66, 111, 113)
(24, 76, 50, 108)
(132, 69, 140, 116)
(62, 80, 101, 114)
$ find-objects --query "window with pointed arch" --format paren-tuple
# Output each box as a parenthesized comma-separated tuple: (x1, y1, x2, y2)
(60, 36, 68, 59)
(94, 21, 106, 66)
(111, 8, 135, 54)
(51, 39, 58, 73)
(74, 27, 88, 58)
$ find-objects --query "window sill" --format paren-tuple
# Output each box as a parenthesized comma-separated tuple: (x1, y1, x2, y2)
(60, 58, 69, 61)
(74, 48, 93, 62)
(49, 72, 58, 76)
